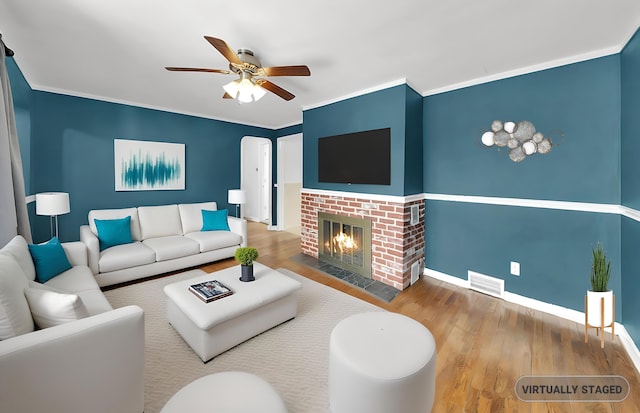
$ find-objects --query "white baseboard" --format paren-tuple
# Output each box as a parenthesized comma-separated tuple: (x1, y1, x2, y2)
(618, 325, 640, 375)
(424, 267, 640, 375)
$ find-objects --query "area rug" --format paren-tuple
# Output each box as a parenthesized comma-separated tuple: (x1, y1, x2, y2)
(104, 267, 383, 413)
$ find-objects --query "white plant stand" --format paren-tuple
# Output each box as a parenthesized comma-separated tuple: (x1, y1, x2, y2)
(584, 293, 615, 348)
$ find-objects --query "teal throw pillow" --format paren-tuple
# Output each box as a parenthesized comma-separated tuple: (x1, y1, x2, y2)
(28, 237, 73, 283)
(201, 209, 230, 231)
(94, 216, 133, 251)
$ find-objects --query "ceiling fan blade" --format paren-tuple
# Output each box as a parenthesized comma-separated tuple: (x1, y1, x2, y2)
(261, 65, 311, 77)
(204, 36, 242, 65)
(165, 67, 231, 74)
(256, 79, 295, 101)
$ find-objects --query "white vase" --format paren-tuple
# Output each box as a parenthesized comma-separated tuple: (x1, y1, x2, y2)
(586, 290, 614, 327)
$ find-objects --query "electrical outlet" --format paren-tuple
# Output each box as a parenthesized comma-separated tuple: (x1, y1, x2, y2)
(510, 261, 520, 276)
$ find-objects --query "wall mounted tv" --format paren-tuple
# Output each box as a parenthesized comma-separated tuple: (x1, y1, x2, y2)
(318, 127, 391, 185)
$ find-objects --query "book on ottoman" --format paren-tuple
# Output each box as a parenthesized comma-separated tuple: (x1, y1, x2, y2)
(189, 279, 233, 303)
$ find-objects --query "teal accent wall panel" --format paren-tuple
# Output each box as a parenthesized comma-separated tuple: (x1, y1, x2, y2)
(303, 85, 407, 196)
(6, 58, 30, 108)
(425, 200, 621, 318)
(622, 28, 640, 209)
(28, 91, 272, 242)
(621, 217, 640, 344)
(6, 58, 31, 194)
(621, 27, 640, 347)
(404, 86, 423, 195)
(276, 123, 302, 137)
(424, 55, 621, 204)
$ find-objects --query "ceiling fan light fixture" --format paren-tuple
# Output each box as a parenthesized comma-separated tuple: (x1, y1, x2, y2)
(224, 73, 266, 103)
(223, 79, 240, 98)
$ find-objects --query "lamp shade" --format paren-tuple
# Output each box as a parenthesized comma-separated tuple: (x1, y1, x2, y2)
(228, 189, 246, 205)
(36, 192, 70, 216)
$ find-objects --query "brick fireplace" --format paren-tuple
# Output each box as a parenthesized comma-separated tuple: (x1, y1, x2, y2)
(301, 189, 425, 290)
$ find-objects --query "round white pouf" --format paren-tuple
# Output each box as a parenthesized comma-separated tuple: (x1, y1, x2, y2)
(160, 371, 287, 413)
(329, 311, 436, 413)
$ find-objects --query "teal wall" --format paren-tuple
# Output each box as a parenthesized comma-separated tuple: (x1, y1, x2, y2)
(6, 58, 31, 195)
(424, 56, 621, 203)
(302, 84, 423, 196)
(621, 29, 640, 345)
(423, 55, 623, 319)
(8, 77, 273, 243)
(404, 86, 423, 195)
(426, 201, 621, 313)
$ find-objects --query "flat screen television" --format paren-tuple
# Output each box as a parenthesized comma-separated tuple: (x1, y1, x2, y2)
(318, 127, 391, 185)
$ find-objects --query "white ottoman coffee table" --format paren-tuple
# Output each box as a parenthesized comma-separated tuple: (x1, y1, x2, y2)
(164, 263, 302, 362)
(329, 311, 437, 413)
(160, 371, 287, 413)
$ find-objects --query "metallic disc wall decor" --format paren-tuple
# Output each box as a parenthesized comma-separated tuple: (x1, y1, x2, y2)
(481, 120, 556, 163)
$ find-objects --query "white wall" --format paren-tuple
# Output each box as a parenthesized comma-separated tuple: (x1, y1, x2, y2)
(278, 134, 302, 234)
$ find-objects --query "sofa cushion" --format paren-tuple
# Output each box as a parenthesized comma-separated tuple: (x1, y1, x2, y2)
(98, 241, 156, 273)
(185, 231, 243, 253)
(24, 287, 89, 329)
(0, 254, 34, 339)
(202, 209, 231, 231)
(43, 265, 102, 293)
(89, 207, 142, 241)
(74, 289, 114, 316)
(138, 204, 183, 239)
(28, 237, 73, 283)
(178, 202, 218, 234)
(143, 236, 200, 261)
(0, 235, 36, 281)
(94, 216, 134, 250)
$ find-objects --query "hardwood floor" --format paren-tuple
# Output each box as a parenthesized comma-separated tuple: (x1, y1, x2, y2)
(202, 221, 640, 412)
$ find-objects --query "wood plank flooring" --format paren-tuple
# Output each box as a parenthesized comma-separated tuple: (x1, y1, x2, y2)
(201, 221, 640, 412)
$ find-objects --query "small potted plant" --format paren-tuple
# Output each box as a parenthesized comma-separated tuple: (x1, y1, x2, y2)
(235, 247, 259, 282)
(586, 242, 613, 329)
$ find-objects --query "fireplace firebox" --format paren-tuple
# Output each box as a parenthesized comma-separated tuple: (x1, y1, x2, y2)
(318, 212, 372, 278)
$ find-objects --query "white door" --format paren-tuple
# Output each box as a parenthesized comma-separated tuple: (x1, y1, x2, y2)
(260, 142, 271, 223)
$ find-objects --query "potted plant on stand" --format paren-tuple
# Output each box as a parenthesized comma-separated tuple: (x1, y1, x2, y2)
(585, 242, 614, 348)
(235, 247, 259, 282)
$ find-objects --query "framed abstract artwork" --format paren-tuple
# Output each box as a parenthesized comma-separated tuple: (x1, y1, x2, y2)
(114, 139, 185, 191)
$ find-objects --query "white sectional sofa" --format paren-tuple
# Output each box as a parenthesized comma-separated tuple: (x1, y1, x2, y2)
(0, 235, 145, 413)
(80, 201, 247, 287)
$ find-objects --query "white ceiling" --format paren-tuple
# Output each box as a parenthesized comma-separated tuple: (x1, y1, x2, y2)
(1, 1, 639, 129)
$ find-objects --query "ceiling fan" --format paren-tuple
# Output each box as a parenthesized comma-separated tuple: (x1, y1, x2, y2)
(166, 36, 310, 103)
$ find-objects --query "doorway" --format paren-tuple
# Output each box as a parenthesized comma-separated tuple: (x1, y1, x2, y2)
(277, 133, 302, 234)
(241, 136, 272, 225)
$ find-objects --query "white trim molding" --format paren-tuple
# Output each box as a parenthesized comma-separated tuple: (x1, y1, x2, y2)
(423, 193, 620, 215)
(424, 267, 640, 375)
(302, 188, 424, 204)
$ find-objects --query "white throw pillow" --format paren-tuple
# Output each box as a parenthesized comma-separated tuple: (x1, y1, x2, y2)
(0, 254, 34, 340)
(24, 288, 89, 329)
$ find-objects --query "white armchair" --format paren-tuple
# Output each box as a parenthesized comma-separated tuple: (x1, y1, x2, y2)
(0, 305, 145, 413)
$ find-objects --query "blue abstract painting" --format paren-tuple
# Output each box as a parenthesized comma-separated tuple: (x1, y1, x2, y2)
(114, 139, 185, 191)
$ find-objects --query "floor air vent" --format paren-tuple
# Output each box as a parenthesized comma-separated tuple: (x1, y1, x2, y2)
(468, 271, 504, 299)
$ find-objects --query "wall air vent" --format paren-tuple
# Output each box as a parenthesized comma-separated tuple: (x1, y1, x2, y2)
(468, 271, 504, 299)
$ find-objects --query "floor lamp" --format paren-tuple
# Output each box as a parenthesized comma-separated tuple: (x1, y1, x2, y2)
(228, 189, 246, 218)
(36, 192, 70, 239)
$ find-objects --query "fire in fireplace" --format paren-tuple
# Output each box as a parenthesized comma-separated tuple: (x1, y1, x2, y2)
(318, 212, 372, 278)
